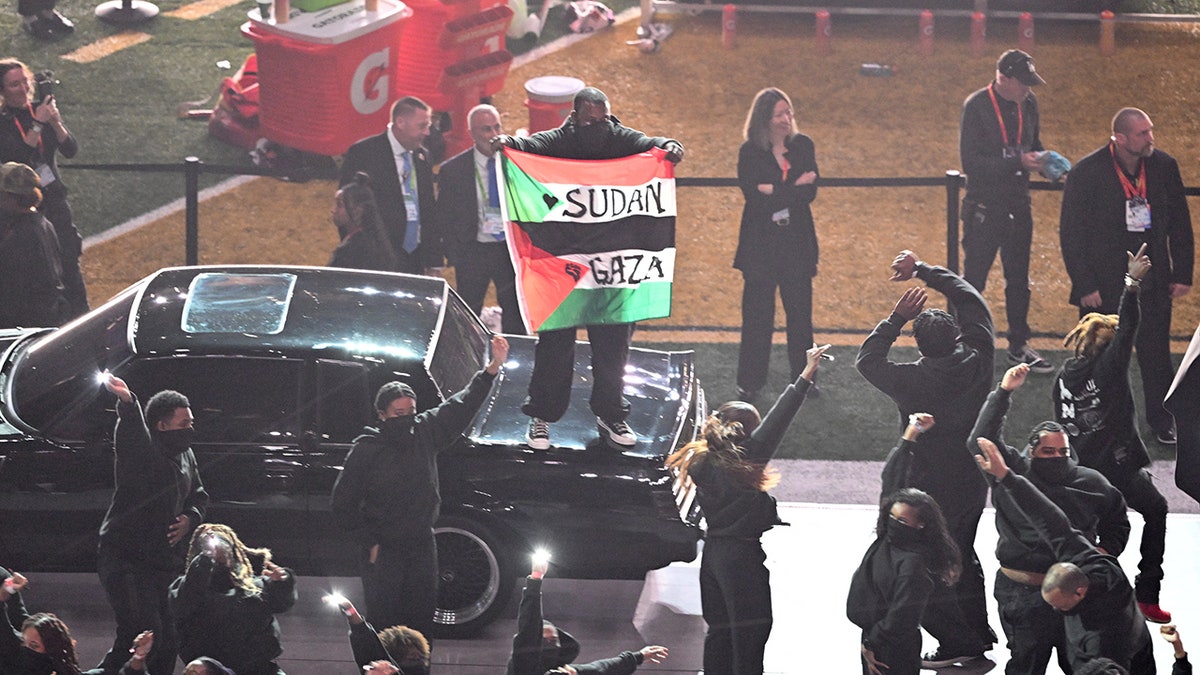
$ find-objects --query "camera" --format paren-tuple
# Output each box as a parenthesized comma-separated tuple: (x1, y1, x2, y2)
(34, 71, 57, 102)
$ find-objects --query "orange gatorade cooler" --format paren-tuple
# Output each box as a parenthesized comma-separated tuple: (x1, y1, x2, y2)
(524, 76, 583, 133)
(242, 0, 412, 156)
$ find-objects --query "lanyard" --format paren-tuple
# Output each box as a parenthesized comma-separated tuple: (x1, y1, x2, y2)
(1110, 141, 1146, 200)
(10, 104, 44, 156)
(987, 84, 1023, 148)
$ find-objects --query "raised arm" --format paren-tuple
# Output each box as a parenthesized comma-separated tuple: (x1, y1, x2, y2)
(742, 344, 829, 462)
(969, 364, 1031, 473)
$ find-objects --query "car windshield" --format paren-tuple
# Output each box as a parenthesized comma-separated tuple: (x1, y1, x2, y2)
(428, 290, 489, 397)
(6, 286, 138, 439)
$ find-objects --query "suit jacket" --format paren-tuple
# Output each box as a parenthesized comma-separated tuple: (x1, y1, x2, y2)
(1059, 144, 1193, 308)
(733, 135, 819, 275)
(433, 147, 491, 266)
(340, 131, 438, 269)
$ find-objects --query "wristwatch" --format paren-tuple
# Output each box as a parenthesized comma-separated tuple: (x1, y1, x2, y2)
(30, 122, 43, 135)
(1125, 275, 1141, 289)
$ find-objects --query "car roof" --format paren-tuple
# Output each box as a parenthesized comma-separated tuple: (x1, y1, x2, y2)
(131, 266, 450, 367)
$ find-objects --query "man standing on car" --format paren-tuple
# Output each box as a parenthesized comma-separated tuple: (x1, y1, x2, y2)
(332, 335, 508, 639)
(493, 87, 684, 451)
(959, 49, 1052, 374)
(87, 373, 208, 675)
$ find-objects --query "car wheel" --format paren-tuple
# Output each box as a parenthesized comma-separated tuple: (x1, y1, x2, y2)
(432, 515, 514, 638)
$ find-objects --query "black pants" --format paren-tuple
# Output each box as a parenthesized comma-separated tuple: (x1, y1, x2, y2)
(41, 185, 88, 319)
(1108, 467, 1168, 604)
(994, 573, 1071, 675)
(962, 199, 1032, 350)
(521, 323, 632, 424)
(736, 266, 813, 393)
(700, 537, 772, 675)
(454, 240, 525, 335)
(920, 487, 995, 653)
(362, 533, 438, 640)
(1084, 286, 1176, 435)
(94, 551, 178, 675)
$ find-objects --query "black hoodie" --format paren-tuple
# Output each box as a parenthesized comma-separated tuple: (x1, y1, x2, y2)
(857, 262, 994, 506)
(331, 369, 497, 547)
(1054, 285, 1149, 477)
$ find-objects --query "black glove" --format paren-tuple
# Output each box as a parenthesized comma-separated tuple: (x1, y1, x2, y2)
(663, 140, 684, 164)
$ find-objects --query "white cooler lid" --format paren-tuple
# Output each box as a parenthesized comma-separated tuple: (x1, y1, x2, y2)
(524, 76, 585, 104)
(248, 0, 411, 44)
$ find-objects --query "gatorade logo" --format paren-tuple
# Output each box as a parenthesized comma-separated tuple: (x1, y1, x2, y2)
(350, 48, 389, 115)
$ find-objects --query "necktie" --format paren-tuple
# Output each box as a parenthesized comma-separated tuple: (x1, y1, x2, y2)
(401, 151, 420, 253)
(487, 156, 500, 208)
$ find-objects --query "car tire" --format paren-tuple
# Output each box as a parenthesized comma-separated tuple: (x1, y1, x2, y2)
(432, 515, 515, 638)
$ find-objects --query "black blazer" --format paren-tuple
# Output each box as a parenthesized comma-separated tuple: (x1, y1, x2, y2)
(733, 135, 819, 275)
(340, 131, 438, 268)
(432, 147, 488, 266)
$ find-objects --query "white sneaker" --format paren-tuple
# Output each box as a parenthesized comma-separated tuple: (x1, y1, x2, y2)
(597, 417, 637, 447)
(526, 418, 550, 450)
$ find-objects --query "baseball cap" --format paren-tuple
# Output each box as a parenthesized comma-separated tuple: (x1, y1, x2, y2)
(997, 49, 1046, 86)
(0, 162, 39, 195)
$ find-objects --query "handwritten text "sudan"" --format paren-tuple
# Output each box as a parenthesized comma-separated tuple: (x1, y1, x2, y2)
(561, 184, 667, 219)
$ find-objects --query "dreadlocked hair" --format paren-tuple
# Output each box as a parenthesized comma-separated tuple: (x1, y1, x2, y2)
(21, 613, 82, 675)
(1063, 312, 1119, 360)
(666, 404, 779, 491)
(186, 523, 274, 596)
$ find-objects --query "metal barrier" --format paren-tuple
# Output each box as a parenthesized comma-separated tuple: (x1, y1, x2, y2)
(63, 158, 1200, 274)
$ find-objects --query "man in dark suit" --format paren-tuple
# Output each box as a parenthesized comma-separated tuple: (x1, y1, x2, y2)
(433, 104, 525, 334)
(340, 96, 438, 274)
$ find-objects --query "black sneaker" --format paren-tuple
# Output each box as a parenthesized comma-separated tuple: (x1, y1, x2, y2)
(921, 647, 984, 669)
(1007, 345, 1054, 374)
(45, 10, 76, 33)
(736, 387, 758, 403)
(22, 17, 57, 40)
(597, 417, 636, 447)
(526, 417, 550, 450)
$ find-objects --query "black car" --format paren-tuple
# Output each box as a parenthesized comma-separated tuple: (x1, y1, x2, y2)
(0, 266, 704, 636)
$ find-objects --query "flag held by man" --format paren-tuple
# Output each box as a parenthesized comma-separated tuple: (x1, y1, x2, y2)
(499, 146, 676, 333)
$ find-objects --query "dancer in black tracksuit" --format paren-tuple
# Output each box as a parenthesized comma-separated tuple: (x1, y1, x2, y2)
(972, 363, 1130, 675)
(506, 555, 667, 675)
(848, 418, 962, 675)
(857, 250, 996, 665)
(975, 439, 1154, 673)
(1054, 244, 1172, 623)
(331, 335, 508, 638)
(668, 344, 829, 674)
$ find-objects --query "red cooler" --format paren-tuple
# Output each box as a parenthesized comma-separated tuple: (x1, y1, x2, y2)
(242, 0, 412, 156)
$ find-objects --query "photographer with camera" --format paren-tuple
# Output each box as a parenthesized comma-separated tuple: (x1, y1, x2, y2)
(1, 58, 87, 319)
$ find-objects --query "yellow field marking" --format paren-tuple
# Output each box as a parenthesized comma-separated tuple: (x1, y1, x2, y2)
(165, 0, 245, 20)
(62, 32, 152, 63)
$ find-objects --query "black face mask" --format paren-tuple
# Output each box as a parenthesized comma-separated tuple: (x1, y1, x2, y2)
(886, 518, 925, 550)
(575, 118, 613, 153)
(154, 427, 196, 455)
(380, 415, 415, 441)
(1030, 456, 1072, 484)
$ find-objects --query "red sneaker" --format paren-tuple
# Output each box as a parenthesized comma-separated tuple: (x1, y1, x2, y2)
(1138, 602, 1172, 623)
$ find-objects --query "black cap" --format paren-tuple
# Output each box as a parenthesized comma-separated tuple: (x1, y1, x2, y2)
(997, 49, 1046, 86)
